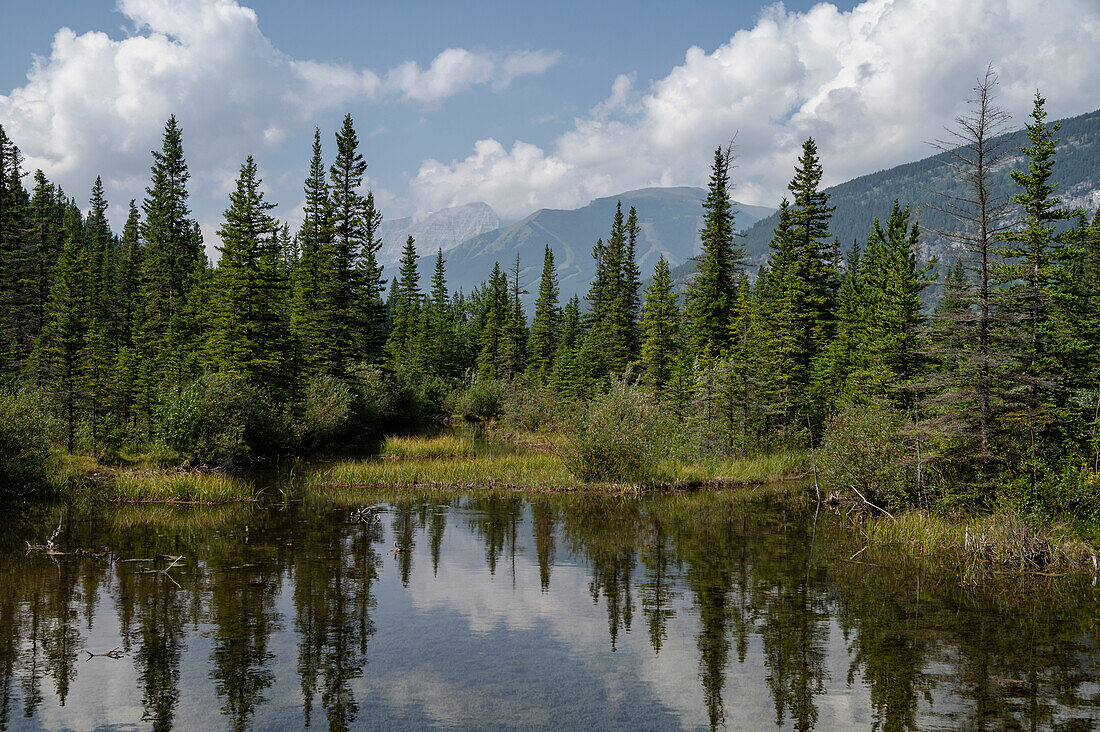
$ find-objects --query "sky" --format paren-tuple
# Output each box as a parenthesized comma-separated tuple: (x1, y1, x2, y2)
(2, 0, 1100, 251)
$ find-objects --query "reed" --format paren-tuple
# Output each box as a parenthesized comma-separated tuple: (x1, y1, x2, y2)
(381, 433, 478, 459)
(109, 470, 254, 503)
(308, 451, 577, 490)
(856, 509, 1096, 570)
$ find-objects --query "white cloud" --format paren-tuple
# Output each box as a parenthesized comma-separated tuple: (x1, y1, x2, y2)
(411, 0, 1100, 220)
(0, 0, 559, 242)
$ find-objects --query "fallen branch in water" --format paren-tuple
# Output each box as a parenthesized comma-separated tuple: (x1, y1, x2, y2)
(26, 514, 65, 554)
(850, 485, 896, 521)
(85, 647, 124, 661)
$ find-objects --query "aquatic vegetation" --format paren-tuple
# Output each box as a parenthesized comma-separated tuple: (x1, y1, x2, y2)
(308, 451, 578, 491)
(109, 470, 255, 503)
(381, 433, 478, 459)
(852, 509, 1097, 571)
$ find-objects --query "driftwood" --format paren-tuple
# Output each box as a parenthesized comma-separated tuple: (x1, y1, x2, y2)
(850, 485, 896, 521)
(85, 647, 124, 661)
(26, 514, 65, 554)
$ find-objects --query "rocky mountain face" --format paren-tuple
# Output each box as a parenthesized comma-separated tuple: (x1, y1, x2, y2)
(378, 202, 501, 265)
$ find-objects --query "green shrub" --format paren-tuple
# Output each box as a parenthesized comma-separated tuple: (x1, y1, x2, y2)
(819, 402, 917, 509)
(0, 389, 56, 498)
(157, 374, 289, 467)
(1001, 458, 1100, 524)
(501, 384, 568, 432)
(297, 374, 354, 451)
(454, 378, 507, 421)
(560, 377, 673, 484)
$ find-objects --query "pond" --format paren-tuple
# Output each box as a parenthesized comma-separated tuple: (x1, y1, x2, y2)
(1, 487, 1098, 730)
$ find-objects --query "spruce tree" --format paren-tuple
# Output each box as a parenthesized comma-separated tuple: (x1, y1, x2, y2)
(528, 244, 560, 380)
(36, 228, 89, 451)
(386, 236, 421, 364)
(324, 114, 370, 376)
(925, 67, 1014, 465)
(418, 249, 452, 376)
(684, 146, 741, 360)
(997, 91, 1074, 412)
(639, 256, 679, 392)
(212, 156, 287, 394)
(293, 129, 332, 375)
(140, 115, 200, 393)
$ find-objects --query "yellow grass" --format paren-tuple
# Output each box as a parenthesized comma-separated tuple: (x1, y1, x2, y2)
(109, 470, 255, 503)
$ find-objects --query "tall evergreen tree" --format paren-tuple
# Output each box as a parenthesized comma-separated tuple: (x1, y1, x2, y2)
(293, 129, 332, 376)
(36, 228, 89, 451)
(212, 156, 287, 393)
(140, 115, 200, 393)
(996, 91, 1075, 412)
(386, 236, 421, 364)
(528, 244, 560, 380)
(323, 114, 370, 376)
(640, 256, 680, 392)
(684, 146, 741, 360)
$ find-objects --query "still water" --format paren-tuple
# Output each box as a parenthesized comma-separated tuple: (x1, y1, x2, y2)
(1, 487, 1098, 730)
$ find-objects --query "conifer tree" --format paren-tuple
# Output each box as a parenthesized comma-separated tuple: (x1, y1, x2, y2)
(359, 190, 387, 360)
(528, 244, 560, 380)
(84, 177, 114, 455)
(386, 236, 421, 364)
(212, 156, 287, 394)
(502, 253, 529, 377)
(925, 67, 1014, 464)
(418, 249, 452, 376)
(324, 114, 370, 376)
(36, 229, 89, 451)
(640, 256, 679, 392)
(684, 146, 741, 360)
(293, 129, 332, 375)
(477, 263, 509, 379)
(997, 91, 1075, 411)
(114, 200, 144, 427)
(140, 115, 200, 392)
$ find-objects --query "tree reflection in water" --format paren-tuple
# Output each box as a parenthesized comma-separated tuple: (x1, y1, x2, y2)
(0, 489, 1098, 730)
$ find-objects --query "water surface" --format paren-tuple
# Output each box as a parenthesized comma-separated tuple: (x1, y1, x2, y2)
(1, 488, 1098, 730)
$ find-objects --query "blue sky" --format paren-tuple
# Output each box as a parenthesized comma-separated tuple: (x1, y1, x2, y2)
(2, 0, 1099, 244)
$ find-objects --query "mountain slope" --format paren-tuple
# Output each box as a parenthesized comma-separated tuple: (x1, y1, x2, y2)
(378, 202, 501, 265)
(421, 186, 773, 307)
(668, 107, 1100, 287)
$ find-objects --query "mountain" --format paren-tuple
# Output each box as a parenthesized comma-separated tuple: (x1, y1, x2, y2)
(378, 202, 501, 266)
(418, 186, 773, 308)
(669, 107, 1100, 288)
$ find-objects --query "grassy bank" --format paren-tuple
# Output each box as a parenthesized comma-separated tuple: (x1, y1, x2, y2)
(308, 431, 809, 492)
(848, 509, 1097, 573)
(108, 470, 255, 503)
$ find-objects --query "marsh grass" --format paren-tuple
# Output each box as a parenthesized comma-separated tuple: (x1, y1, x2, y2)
(109, 470, 255, 503)
(674, 449, 811, 485)
(855, 509, 1096, 571)
(308, 451, 578, 491)
(381, 434, 479, 459)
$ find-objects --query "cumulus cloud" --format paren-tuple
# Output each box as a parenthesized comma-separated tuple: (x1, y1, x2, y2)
(411, 0, 1100, 220)
(0, 0, 558, 236)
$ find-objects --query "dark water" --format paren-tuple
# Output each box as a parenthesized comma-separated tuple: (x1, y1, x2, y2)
(1, 487, 1099, 731)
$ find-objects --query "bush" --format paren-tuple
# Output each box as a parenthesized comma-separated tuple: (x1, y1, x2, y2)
(1001, 458, 1100, 524)
(560, 377, 673, 484)
(157, 374, 289, 467)
(501, 384, 569, 432)
(819, 402, 917, 509)
(453, 378, 507, 421)
(0, 389, 56, 498)
(297, 374, 354, 451)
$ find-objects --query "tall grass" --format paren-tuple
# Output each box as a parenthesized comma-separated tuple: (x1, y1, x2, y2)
(381, 434, 477, 459)
(109, 471, 254, 503)
(675, 449, 810, 485)
(856, 509, 1096, 570)
(308, 452, 577, 490)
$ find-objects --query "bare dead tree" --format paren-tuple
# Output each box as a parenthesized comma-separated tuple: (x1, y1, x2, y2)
(924, 65, 1014, 463)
